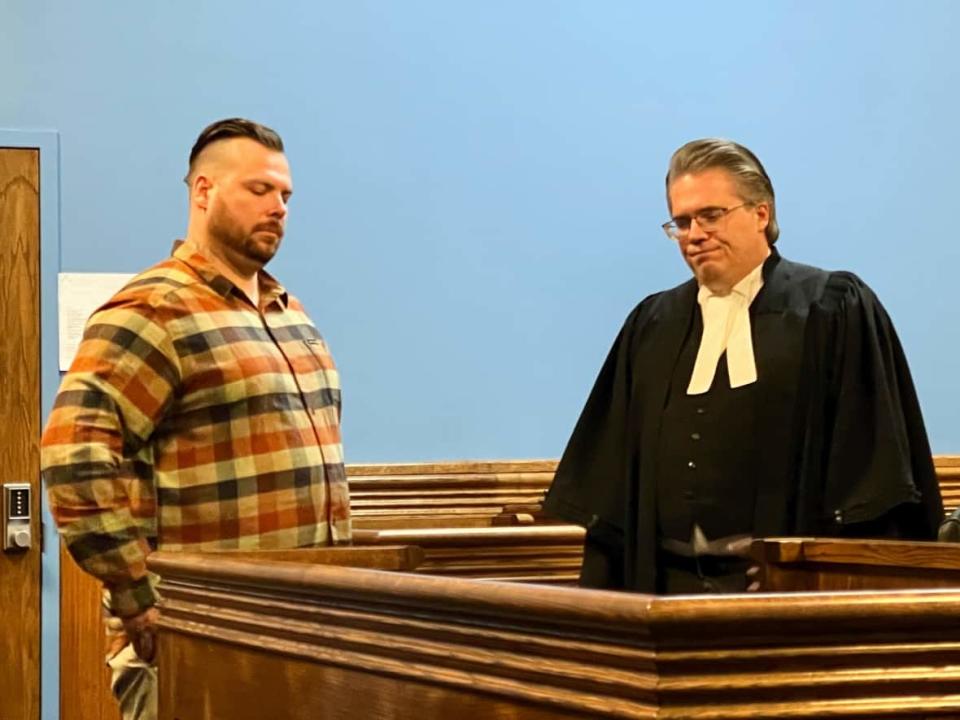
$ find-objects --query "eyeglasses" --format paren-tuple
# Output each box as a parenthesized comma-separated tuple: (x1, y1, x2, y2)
(661, 203, 751, 241)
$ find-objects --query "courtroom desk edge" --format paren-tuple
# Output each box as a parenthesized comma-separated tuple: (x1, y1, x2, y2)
(174, 544, 424, 572)
(352, 525, 586, 547)
(348, 459, 560, 477)
(151, 550, 960, 718)
(149, 551, 960, 635)
(753, 536, 960, 571)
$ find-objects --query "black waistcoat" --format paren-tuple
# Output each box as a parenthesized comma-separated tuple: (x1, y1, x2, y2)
(654, 309, 761, 542)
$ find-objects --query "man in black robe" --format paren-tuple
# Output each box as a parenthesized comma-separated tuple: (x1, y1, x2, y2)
(543, 138, 943, 594)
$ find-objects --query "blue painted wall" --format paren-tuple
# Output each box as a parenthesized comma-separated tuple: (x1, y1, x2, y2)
(5, 2, 959, 462)
(5, 2, 960, 717)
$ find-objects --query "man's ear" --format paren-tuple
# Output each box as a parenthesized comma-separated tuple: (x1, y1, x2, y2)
(754, 202, 770, 233)
(193, 175, 214, 211)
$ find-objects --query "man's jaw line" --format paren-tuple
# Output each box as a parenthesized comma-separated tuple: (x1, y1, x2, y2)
(200, 232, 271, 279)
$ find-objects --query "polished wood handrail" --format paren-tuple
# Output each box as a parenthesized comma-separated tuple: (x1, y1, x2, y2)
(152, 548, 960, 719)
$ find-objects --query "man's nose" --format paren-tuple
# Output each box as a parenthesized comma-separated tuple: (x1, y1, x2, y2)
(268, 194, 288, 218)
(686, 217, 708, 241)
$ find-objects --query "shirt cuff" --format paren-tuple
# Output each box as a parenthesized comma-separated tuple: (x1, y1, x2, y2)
(108, 575, 159, 618)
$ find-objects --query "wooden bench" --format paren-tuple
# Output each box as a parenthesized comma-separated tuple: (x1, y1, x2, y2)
(347, 456, 960, 584)
(348, 460, 584, 583)
(347, 459, 561, 529)
(350, 456, 960, 527)
(936, 456, 960, 514)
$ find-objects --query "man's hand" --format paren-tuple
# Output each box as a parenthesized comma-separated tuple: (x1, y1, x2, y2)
(122, 606, 160, 663)
(726, 537, 762, 592)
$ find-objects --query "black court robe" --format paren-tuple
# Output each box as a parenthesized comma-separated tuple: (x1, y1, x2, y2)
(543, 250, 944, 592)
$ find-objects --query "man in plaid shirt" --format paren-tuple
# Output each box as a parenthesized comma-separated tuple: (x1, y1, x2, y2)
(41, 118, 351, 720)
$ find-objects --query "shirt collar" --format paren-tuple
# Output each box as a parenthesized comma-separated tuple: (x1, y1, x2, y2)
(171, 240, 289, 309)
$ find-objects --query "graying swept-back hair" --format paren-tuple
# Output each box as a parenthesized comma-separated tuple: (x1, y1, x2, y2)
(666, 138, 779, 244)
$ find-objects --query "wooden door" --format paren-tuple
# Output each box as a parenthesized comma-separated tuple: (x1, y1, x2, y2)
(0, 148, 41, 719)
(60, 547, 118, 720)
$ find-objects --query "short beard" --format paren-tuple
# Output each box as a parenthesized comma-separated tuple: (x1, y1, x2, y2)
(207, 202, 282, 270)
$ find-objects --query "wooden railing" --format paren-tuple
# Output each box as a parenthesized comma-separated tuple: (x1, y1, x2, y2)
(347, 459, 560, 529)
(151, 543, 960, 719)
(348, 459, 583, 583)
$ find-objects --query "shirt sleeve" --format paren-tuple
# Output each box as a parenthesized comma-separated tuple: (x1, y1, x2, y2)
(41, 296, 181, 617)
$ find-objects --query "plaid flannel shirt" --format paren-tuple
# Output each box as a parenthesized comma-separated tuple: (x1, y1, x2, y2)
(42, 243, 351, 618)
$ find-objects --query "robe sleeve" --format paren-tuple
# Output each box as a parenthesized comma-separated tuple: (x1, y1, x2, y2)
(542, 303, 651, 588)
(807, 273, 943, 538)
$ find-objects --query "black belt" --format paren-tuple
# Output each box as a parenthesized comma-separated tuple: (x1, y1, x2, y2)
(656, 549, 752, 594)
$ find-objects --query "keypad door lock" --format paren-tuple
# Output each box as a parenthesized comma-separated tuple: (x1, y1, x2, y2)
(3, 483, 32, 551)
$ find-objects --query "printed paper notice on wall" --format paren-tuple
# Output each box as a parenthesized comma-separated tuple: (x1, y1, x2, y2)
(58, 273, 135, 371)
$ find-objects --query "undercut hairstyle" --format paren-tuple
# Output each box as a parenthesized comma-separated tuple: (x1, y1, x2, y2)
(666, 138, 779, 244)
(184, 118, 284, 184)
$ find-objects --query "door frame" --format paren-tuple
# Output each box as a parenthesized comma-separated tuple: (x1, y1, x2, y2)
(1, 129, 62, 720)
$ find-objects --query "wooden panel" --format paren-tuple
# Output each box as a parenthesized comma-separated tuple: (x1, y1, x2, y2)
(153, 552, 659, 720)
(935, 455, 960, 513)
(55, 546, 419, 720)
(754, 537, 960, 592)
(348, 460, 559, 476)
(347, 463, 560, 531)
(0, 147, 41, 720)
(163, 633, 589, 720)
(200, 544, 424, 570)
(348, 458, 960, 529)
(355, 526, 585, 582)
(59, 545, 119, 720)
(151, 550, 960, 719)
(761, 536, 960, 571)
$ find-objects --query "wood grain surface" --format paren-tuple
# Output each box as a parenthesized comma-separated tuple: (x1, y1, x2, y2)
(0, 147, 41, 720)
(152, 549, 960, 719)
